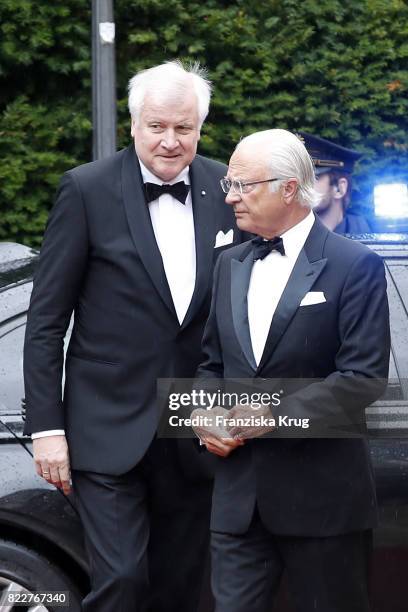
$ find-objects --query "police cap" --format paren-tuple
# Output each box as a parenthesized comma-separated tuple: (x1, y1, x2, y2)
(298, 132, 362, 176)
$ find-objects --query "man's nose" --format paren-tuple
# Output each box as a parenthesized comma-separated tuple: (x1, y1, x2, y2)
(225, 189, 241, 206)
(161, 130, 179, 150)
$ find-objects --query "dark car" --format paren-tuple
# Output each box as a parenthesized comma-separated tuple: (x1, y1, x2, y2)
(1, 238, 408, 611)
(0, 244, 86, 611)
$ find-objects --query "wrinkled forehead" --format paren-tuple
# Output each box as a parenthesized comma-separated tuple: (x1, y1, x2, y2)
(228, 145, 267, 179)
(141, 90, 199, 119)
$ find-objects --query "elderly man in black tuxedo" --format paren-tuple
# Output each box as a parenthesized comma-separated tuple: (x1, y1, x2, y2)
(23, 61, 242, 612)
(194, 129, 390, 612)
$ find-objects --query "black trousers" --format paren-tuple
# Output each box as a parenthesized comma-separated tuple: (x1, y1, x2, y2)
(72, 438, 212, 612)
(211, 507, 372, 612)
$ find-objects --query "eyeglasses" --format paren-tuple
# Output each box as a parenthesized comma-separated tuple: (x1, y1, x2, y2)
(220, 177, 281, 195)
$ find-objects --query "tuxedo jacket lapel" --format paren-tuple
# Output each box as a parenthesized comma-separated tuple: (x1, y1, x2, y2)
(181, 156, 217, 329)
(257, 218, 328, 372)
(121, 144, 177, 318)
(231, 245, 257, 371)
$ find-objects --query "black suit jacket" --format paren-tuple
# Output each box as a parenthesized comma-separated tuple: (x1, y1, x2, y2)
(196, 216, 390, 536)
(24, 144, 241, 475)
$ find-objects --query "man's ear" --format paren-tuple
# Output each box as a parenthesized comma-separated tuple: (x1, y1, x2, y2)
(282, 179, 298, 204)
(130, 119, 136, 138)
(333, 177, 348, 199)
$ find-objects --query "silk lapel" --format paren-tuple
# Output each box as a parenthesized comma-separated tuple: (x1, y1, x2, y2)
(121, 144, 177, 317)
(257, 217, 328, 372)
(180, 156, 217, 329)
(231, 245, 257, 371)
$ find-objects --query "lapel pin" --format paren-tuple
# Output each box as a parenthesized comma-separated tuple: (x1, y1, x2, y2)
(201, 190, 206, 196)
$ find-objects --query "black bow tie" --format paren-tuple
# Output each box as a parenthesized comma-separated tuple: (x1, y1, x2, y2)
(252, 236, 285, 260)
(144, 181, 190, 205)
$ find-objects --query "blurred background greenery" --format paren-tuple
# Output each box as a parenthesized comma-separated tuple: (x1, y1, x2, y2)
(1, 0, 407, 245)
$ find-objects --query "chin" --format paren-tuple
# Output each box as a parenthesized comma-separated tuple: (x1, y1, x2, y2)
(155, 166, 181, 183)
(236, 218, 255, 234)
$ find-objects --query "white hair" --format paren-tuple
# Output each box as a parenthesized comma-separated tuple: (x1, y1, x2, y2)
(240, 129, 318, 208)
(128, 60, 212, 128)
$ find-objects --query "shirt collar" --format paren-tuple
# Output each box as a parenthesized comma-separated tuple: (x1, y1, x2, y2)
(138, 158, 190, 186)
(280, 210, 315, 259)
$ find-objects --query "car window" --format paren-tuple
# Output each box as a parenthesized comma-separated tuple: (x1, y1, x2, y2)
(384, 259, 408, 401)
(0, 316, 73, 416)
(0, 320, 26, 415)
(366, 249, 408, 437)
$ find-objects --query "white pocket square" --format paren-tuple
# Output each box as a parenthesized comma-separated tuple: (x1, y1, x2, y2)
(299, 291, 326, 306)
(214, 229, 234, 248)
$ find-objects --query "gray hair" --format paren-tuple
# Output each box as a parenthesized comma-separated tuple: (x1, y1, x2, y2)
(128, 60, 212, 128)
(240, 129, 318, 208)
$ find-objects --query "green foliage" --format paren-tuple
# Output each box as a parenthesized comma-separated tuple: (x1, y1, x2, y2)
(1, 0, 407, 244)
(0, 1, 91, 245)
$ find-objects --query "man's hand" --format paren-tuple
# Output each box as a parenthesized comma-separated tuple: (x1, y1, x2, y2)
(201, 435, 243, 458)
(192, 406, 230, 440)
(33, 435, 71, 495)
(191, 407, 244, 457)
(226, 403, 275, 440)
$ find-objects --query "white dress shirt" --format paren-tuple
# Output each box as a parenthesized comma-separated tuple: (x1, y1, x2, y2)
(32, 158, 197, 440)
(248, 211, 315, 366)
(140, 161, 196, 325)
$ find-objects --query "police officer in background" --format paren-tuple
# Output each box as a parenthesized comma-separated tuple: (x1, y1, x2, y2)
(300, 132, 371, 234)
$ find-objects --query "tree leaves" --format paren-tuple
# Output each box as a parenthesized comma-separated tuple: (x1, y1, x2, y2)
(1, 0, 407, 244)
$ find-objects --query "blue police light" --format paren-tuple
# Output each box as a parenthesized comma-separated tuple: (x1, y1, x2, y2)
(374, 183, 408, 218)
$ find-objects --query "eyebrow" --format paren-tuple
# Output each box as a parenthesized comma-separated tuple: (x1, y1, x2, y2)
(145, 118, 196, 127)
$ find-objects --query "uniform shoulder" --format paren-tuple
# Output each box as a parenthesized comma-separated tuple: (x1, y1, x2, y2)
(344, 211, 372, 233)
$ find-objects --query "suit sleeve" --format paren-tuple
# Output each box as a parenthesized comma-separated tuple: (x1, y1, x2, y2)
(23, 171, 89, 434)
(274, 250, 391, 434)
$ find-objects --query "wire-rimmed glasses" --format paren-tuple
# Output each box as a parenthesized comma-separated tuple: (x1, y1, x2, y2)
(220, 177, 281, 195)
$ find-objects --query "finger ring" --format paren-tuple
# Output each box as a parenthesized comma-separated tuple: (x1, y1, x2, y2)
(43, 471, 50, 476)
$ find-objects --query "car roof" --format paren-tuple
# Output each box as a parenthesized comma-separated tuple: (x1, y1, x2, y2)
(0, 242, 39, 290)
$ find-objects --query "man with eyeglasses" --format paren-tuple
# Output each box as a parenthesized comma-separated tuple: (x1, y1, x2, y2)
(193, 129, 390, 612)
